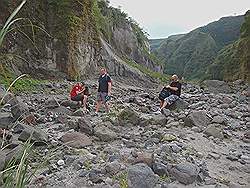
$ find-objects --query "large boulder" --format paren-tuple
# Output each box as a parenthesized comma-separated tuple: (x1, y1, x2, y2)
(18, 125, 48, 144)
(169, 98, 189, 111)
(118, 108, 140, 126)
(184, 110, 211, 128)
(204, 124, 224, 139)
(94, 124, 117, 142)
(51, 106, 73, 116)
(202, 80, 231, 94)
(152, 162, 169, 176)
(11, 96, 29, 120)
(168, 162, 200, 185)
(78, 117, 94, 135)
(0, 112, 13, 129)
(127, 163, 158, 188)
(140, 114, 167, 126)
(60, 131, 92, 148)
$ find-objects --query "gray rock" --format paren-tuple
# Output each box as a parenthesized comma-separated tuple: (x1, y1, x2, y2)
(78, 117, 94, 135)
(208, 152, 221, 160)
(60, 99, 79, 109)
(57, 159, 65, 166)
(72, 108, 85, 116)
(168, 162, 200, 185)
(88, 169, 104, 184)
(0, 151, 6, 171)
(11, 97, 29, 120)
(51, 106, 72, 116)
(162, 108, 171, 116)
(202, 80, 231, 94)
(152, 162, 169, 176)
(12, 122, 26, 134)
(105, 161, 121, 175)
(18, 125, 48, 144)
(204, 124, 224, 139)
(94, 125, 117, 142)
(127, 163, 158, 188)
(168, 99, 189, 111)
(0, 88, 15, 105)
(118, 108, 140, 126)
(184, 110, 210, 127)
(0, 112, 13, 129)
(61, 131, 92, 148)
(212, 115, 226, 124)
(140, 114, 167, 126)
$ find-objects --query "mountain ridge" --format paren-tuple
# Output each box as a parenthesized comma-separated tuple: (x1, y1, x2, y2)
(150, 14, 245, 80)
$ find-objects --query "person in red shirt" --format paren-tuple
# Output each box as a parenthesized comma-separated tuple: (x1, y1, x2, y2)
(70, 82, 89, 111)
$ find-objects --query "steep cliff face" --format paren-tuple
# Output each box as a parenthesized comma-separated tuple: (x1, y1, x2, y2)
(0, 0, 162, 80)
(208, 10, 250, 82)
(151, 15, 244, 80)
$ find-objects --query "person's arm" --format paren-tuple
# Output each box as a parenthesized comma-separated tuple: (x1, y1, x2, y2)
(166, 85, 178, 91)
(76, 87, 85, 94)
(108, 82, 112, 96)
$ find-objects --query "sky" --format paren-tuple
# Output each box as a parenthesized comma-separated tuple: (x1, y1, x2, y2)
(109, 0, 250, 39)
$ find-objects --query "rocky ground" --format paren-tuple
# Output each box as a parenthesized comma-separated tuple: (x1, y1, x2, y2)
(0, 78, 249, 188)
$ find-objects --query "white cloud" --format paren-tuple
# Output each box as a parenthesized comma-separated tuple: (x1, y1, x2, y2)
(109, 0, 250, 38)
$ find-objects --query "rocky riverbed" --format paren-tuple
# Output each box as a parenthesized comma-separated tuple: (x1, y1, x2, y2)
(0, 78, 249, 188)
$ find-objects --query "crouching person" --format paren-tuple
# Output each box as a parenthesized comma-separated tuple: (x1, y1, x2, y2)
(156, 74, 181, 113)
(70, 82, 89, 111)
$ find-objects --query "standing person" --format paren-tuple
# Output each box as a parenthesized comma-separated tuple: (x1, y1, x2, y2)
(156, 74, 181, 113)
(70, 82, 89, 111)
(95, 68, 112, 113)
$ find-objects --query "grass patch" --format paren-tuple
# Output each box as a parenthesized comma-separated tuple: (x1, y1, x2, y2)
(159, 174, 170, 182)
(0, 75, 45, 93)
(124, 58, 170, 82)
(0, 66, 46, 93)
(113, 172, 128, 188)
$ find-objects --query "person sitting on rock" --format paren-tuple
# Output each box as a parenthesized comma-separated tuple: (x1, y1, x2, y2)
(156, 74, 181, 113)
(95, 68, 112, 114)
(70, 82, 89, 111)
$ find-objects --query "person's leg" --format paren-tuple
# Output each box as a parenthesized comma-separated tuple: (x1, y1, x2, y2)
(71, 94, 82, 107)
(160, 100, 169, 110)
(101, 92, 110, 113)
(160, 100, 164, 108)
(82, 95, 88, 110)
(95, 101, 102, 113)
(161, 95, 179, 110)
(95, 92, 102, 113)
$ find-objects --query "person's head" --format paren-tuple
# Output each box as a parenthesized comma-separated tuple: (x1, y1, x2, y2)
(171, 74, 179, 82)
(100, 68, 107, 75)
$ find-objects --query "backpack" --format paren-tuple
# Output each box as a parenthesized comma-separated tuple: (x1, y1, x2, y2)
(159, 87, 171, 100)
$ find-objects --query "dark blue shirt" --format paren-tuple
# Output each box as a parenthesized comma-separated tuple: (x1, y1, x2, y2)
(98, 74, 111, 92)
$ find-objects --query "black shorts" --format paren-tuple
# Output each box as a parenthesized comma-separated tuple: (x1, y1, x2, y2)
(71, 94, 84, 101)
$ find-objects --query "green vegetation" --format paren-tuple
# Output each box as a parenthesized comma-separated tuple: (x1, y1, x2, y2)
(149, 38, 166, 51)
(125, 58, 169, 82)
(152, 15, 245, 81)
(0, 67, 44, 93)
(208, 10, 250, 82)
(92, 0, 148, 48)
(2, 140, 34, 188)
(113, 172, 128, 188)
(0, 0, 26, 47)
(159, 174, 170, 182)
